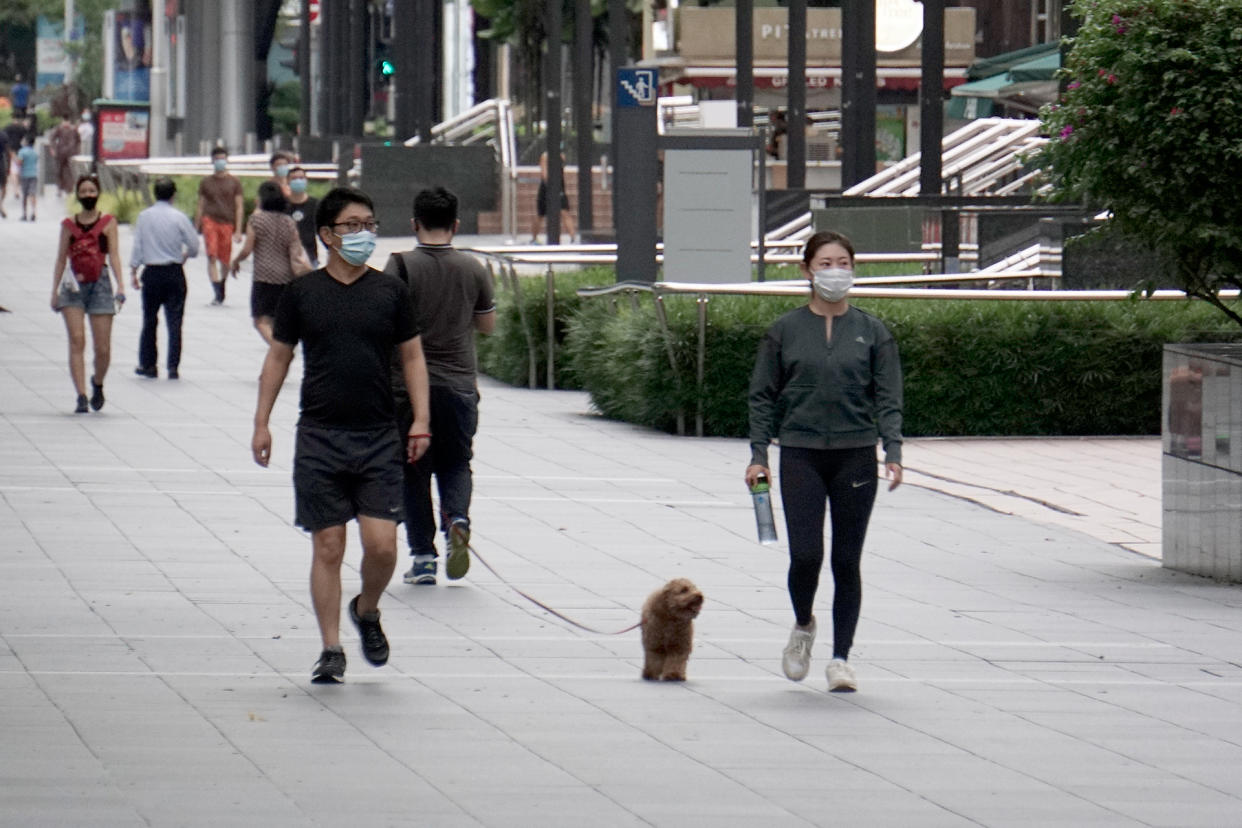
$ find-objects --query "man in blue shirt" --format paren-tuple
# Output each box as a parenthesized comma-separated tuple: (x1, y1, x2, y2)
(130, 177, 200, 379)
(11, 74, 30, 118)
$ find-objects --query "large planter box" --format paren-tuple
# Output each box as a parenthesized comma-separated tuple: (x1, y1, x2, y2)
(1163, 343, 1242, 581)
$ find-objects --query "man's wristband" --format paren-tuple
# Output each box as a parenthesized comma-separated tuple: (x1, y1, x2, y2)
(409, 433, 431, 439)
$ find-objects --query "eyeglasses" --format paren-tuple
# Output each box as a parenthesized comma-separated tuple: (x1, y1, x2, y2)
(331, 219, 379, 234)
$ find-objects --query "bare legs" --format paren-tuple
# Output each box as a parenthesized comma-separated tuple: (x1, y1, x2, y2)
(61, 309, 114, 396)
(309, 516, 398, 650)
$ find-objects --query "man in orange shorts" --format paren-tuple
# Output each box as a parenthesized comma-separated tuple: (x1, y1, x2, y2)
(195, 146, 244, 305)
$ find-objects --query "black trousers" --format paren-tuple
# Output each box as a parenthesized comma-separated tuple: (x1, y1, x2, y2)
(138, 264, 186, 371)
(397, 385, 479, 555)
(779, 445, 878, 660)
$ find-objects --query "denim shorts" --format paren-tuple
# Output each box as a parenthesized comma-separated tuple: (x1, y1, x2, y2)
(57, 274, 116, 315)
(292, 425, 406, 531)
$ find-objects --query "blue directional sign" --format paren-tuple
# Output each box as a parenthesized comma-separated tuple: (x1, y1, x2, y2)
(617, 68, 657, 108)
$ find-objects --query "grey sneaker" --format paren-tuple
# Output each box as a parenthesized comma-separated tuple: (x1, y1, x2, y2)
(445, 519, 471, 580)
(311, 647, 346, 684)
(827, 658, 857, 692)
(403, 554, 437, 585)
(781, 618, 817, 681)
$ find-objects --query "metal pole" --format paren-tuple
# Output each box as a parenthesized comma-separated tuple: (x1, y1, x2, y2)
(609, 0, 628, 235)
(545, 0, 564, 245)
(841, 0, 876, 188)
(786, 0, 807, 189)
(735, 0, 753, 128)
(149, 2, 167, 156)
(299, 0, 311, 139)
(219, 0, 244, 151)
(574, 0, 593, 237)
(920, 0, 945, 197)
(347, 0, 366, 136)
(64, 0, 75, 84)
(546, 265, 556, 389)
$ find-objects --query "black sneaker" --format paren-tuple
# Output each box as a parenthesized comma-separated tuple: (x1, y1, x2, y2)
(167, 369, 179, 380)
(74, 394, 89, 414)
(134, 366, 157, 378)
(348, 595, 389, 666)
(89, 379, 105, 411)
(311, 648, 346, 684)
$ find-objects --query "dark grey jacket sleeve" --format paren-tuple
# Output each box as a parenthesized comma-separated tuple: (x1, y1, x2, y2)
(874, 332, 904, 467)
(748, 328, 782, 467)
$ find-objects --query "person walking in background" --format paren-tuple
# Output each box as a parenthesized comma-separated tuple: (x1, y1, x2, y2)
(17, 134, 39, 221)
(77, 110, 94, 157)
(251, 187, 431, 685)
(11, 74, 30, 119)
(530, 150, 575, 244)
(230, 180, 311, 346)
(383, 186, 495, 585)
(268, 151, 294, 200)
(195, 146, 244, 306)
(746, 230, 904, 694)
(285, 166, 320, 268)
(132, 177, 200, 380)
(50, 173, 125, 413)
(50, 117, 81, 197)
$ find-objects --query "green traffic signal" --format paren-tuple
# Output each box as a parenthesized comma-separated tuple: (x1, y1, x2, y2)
(380, 59, 395, 77)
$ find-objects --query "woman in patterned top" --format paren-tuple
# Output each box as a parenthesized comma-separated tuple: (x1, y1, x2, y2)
(231, 180, 312, 345)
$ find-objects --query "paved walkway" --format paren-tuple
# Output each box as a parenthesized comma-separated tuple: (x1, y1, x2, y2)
(2, 196, 1239, 827)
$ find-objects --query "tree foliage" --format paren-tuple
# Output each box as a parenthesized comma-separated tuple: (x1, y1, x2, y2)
(1035, 0, 1242, 326)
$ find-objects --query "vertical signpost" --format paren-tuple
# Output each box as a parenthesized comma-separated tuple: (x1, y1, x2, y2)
(614, 67, 659, 283)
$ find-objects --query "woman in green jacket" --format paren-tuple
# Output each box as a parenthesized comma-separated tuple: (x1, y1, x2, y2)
(746, 230, 904, 693)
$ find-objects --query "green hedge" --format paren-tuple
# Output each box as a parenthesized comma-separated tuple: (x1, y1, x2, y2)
(477, 266, 614, 390)
(479, 266, 1242, 436)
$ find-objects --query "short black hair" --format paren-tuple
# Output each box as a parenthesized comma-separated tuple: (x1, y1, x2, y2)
(153, 177, 177, 201)
(210, 146, 228, 158)
(288, 165, 307, 177)
(413, 186, 458, 231)
(270, 151, 293, 166)
(257, 180, 287, 211)
(316, 187, 375, 231)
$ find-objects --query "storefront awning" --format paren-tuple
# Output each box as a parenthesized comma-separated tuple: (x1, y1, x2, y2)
(951, 47, 1061, 117)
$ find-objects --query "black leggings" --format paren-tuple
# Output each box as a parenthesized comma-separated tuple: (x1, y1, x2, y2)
(779, 446, 878, 660)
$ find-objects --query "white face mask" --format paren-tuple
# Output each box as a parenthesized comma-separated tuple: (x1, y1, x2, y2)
(811, 267, 854, 302)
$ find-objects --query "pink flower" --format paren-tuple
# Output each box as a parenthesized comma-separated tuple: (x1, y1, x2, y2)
(1107, 74, 1117, 84)
(1170, 107, 1183, 115)
(1067, 81, 1081, 90)
(1060, 125, 1075, 139)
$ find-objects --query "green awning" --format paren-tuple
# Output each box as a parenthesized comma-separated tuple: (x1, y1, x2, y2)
(966, 42, 1060, 82)
(950, 73, 1012, 99)
(947, 95, 995, 120)
(1008, 51, 1060, 83)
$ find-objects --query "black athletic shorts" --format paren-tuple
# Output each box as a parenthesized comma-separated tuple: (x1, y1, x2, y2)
(536, 180, 569, 217)
(251, 280, 287, 320)
(292, 425, 405, 531)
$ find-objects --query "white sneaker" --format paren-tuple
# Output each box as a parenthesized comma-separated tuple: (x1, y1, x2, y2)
(826, 658, 857, 692)
(781, 618, 816, 681)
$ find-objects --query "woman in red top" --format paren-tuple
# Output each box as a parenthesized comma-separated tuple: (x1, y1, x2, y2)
(50, 174, 126, 413)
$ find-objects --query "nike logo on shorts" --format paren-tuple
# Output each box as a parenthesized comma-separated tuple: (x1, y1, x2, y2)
(851, 479, 869, 488)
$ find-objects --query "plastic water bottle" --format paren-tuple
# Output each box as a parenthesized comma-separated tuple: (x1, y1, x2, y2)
(750, 475, 778, 545)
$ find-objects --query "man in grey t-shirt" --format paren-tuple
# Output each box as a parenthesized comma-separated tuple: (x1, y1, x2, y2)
(384, 186, 495, 585)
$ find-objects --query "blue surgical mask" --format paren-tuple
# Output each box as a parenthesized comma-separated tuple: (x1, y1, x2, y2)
(274, 164, 289, 178)
(289, 177, 308, 194)
(811, 267, 854, 303)
(213, 158, 227, 172)
(337, 229, 377, 266)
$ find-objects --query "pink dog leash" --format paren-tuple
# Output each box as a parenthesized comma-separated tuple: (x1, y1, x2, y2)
(467, 544, 643, 636)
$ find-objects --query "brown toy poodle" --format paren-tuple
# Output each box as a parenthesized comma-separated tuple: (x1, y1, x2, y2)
(640, 578, 704, 681)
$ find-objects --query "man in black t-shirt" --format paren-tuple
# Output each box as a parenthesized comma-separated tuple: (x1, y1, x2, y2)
(284, 165, 320, 267)
(252, 187, 431, 685)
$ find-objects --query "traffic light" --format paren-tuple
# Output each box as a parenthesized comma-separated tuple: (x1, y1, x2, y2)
(380, 58, 395, 77)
